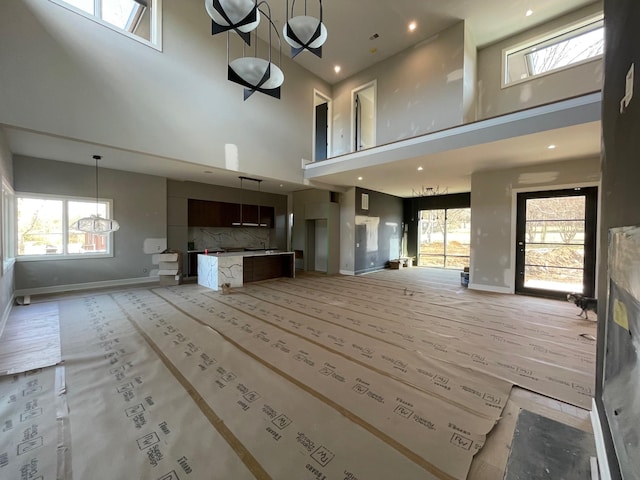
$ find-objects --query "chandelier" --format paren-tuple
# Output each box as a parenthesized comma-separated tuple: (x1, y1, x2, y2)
(70, 155, 120, 235)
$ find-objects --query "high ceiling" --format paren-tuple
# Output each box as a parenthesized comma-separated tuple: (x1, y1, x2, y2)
(268, 0, 600, 84)
(4, 0, 603, 196)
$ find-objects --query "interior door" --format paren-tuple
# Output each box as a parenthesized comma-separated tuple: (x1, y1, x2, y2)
(515, 187, 597, 298)
(315, 102, 328, 161)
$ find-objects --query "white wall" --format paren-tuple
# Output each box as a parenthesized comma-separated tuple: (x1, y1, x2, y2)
(477, 2, 604, 120)
(0, 0, 331, 185)
(330, 22, 468, 156)
(470, 157, 601, 293)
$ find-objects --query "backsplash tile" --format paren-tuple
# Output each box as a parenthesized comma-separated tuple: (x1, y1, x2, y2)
(189, 227, 271, 251)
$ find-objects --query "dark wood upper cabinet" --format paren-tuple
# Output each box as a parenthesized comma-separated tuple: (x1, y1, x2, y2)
(188, 199, 274, 227)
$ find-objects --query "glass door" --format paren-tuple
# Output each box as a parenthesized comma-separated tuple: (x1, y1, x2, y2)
(418, 208, 470, 268)
(515, 187, 597, 298)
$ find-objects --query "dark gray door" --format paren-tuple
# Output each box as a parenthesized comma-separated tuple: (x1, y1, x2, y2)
(515, 187, 597, 298)
(315, 103, 328, 161)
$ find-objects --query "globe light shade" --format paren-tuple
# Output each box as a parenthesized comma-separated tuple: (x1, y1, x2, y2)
(228, 57, 284, 99)
(283, 15, 327, 49)
(71, 215, 120, 235)
(205, 0, 260, 42)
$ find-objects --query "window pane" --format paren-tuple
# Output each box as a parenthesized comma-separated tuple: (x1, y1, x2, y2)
(504, 18, 604, 85)
(445, 208, 470, 269)
(18, 198, 64, 256)
(64, 0, 95, 14)
(102, 0, 141, 30)
(68, 200, 109, 254)
(525, 27, 604, 76)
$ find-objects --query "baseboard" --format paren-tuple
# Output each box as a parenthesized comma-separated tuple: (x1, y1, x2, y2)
(339, 269, 355, 276)
(0, 292, 15, 339)
(590, 398, 612, 480)
(468, 283, 512, 294)
(14, 276, 159, 298)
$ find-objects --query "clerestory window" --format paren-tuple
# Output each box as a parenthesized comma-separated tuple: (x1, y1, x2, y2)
(503, 15, 604, 87)
(49, 0, 162, 47)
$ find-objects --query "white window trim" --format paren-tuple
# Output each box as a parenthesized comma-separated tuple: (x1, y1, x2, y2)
(1, 178, 16, 274)
(16, 192, 116, 262)
(350, 79, 378, 153)
(501, 13, 604, 89)
(48, 0, 163, 51)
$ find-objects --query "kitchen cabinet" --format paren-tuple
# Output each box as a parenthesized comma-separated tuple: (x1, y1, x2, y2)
(188, 199, 274, 227)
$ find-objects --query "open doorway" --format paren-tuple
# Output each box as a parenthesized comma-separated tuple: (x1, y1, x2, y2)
(313, 90, 331, 161)
(351, 80, 376, 152)
(515, 187, 598, 298)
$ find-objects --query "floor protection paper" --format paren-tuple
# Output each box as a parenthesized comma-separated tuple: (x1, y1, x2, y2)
(115, 288, 486, 480)
(255, 277, 594, 408)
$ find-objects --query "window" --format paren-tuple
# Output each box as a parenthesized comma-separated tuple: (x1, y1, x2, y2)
(2, 179, 16, 273)
(503, 15, 604, 87)
(17, 193, 114, 260)
(49, 0, 162, 47)
(418, 208, 470, 269)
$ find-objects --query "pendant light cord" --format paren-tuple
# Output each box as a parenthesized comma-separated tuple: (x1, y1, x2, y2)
(93, 155, 101, 217)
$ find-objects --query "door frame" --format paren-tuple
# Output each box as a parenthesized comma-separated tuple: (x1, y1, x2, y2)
(350, 80, 377, 152)
(513, 185, 599, 298)
(312, 89, 332, 162)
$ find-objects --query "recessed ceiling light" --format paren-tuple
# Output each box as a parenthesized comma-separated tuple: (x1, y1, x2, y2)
(279, 184, 283, 187)
(417, 166, 424, 171)
(334, 65, 341, 74)
(357, 176, 363, 181)
(526, 9, 533, 17)
(548, 144, 556, 149)
(408, 21, 417, 32)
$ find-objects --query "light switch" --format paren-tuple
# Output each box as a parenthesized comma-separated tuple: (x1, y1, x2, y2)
(620, 63, 634, 113)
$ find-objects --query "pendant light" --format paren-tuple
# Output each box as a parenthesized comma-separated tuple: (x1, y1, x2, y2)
(205, 0, 260, 45)
(70, 155, 120, 235)
(283, 0, 327, 58)
(227, 1, 283, 100)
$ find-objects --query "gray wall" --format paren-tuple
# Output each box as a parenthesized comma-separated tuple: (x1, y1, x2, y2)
(0, 129, 15, 329)
(0, 0, 330, 185)
(330, 22, 468, 156)
(597, 0, 640, 476)
(470, 157, 600, 293)
(13, 156, 167, 291)
(354, 187, 403, 275)
(167, 179, 288, 272)
(477, 2, 604, 120)
(291, 189, 334, 272)
(339, 188, 356, 274)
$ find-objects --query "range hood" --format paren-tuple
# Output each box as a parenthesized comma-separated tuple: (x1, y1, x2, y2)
(232, 175, 268, 227)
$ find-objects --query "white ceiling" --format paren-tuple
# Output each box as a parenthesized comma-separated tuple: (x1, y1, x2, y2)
(268, 0, 600, 84)
(4, 0, 603, 197)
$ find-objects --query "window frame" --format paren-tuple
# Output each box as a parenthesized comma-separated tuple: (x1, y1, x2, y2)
(2, 178, 16, 274)
(16, 192, 116, 262)
(501, 14, 604, 88)
(48, 0, 163, 50)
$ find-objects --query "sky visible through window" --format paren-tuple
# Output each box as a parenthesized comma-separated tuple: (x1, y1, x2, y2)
(526, 26, 604, 76)
(102, 0, 139, 30)
(59, 0, 140, 30)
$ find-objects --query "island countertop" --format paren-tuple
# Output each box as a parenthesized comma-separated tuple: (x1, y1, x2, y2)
(197, 251, 294, 290)
(200, 250, 291, 258)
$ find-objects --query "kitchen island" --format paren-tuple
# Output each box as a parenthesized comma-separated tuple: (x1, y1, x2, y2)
(197, 251, 294, 291)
